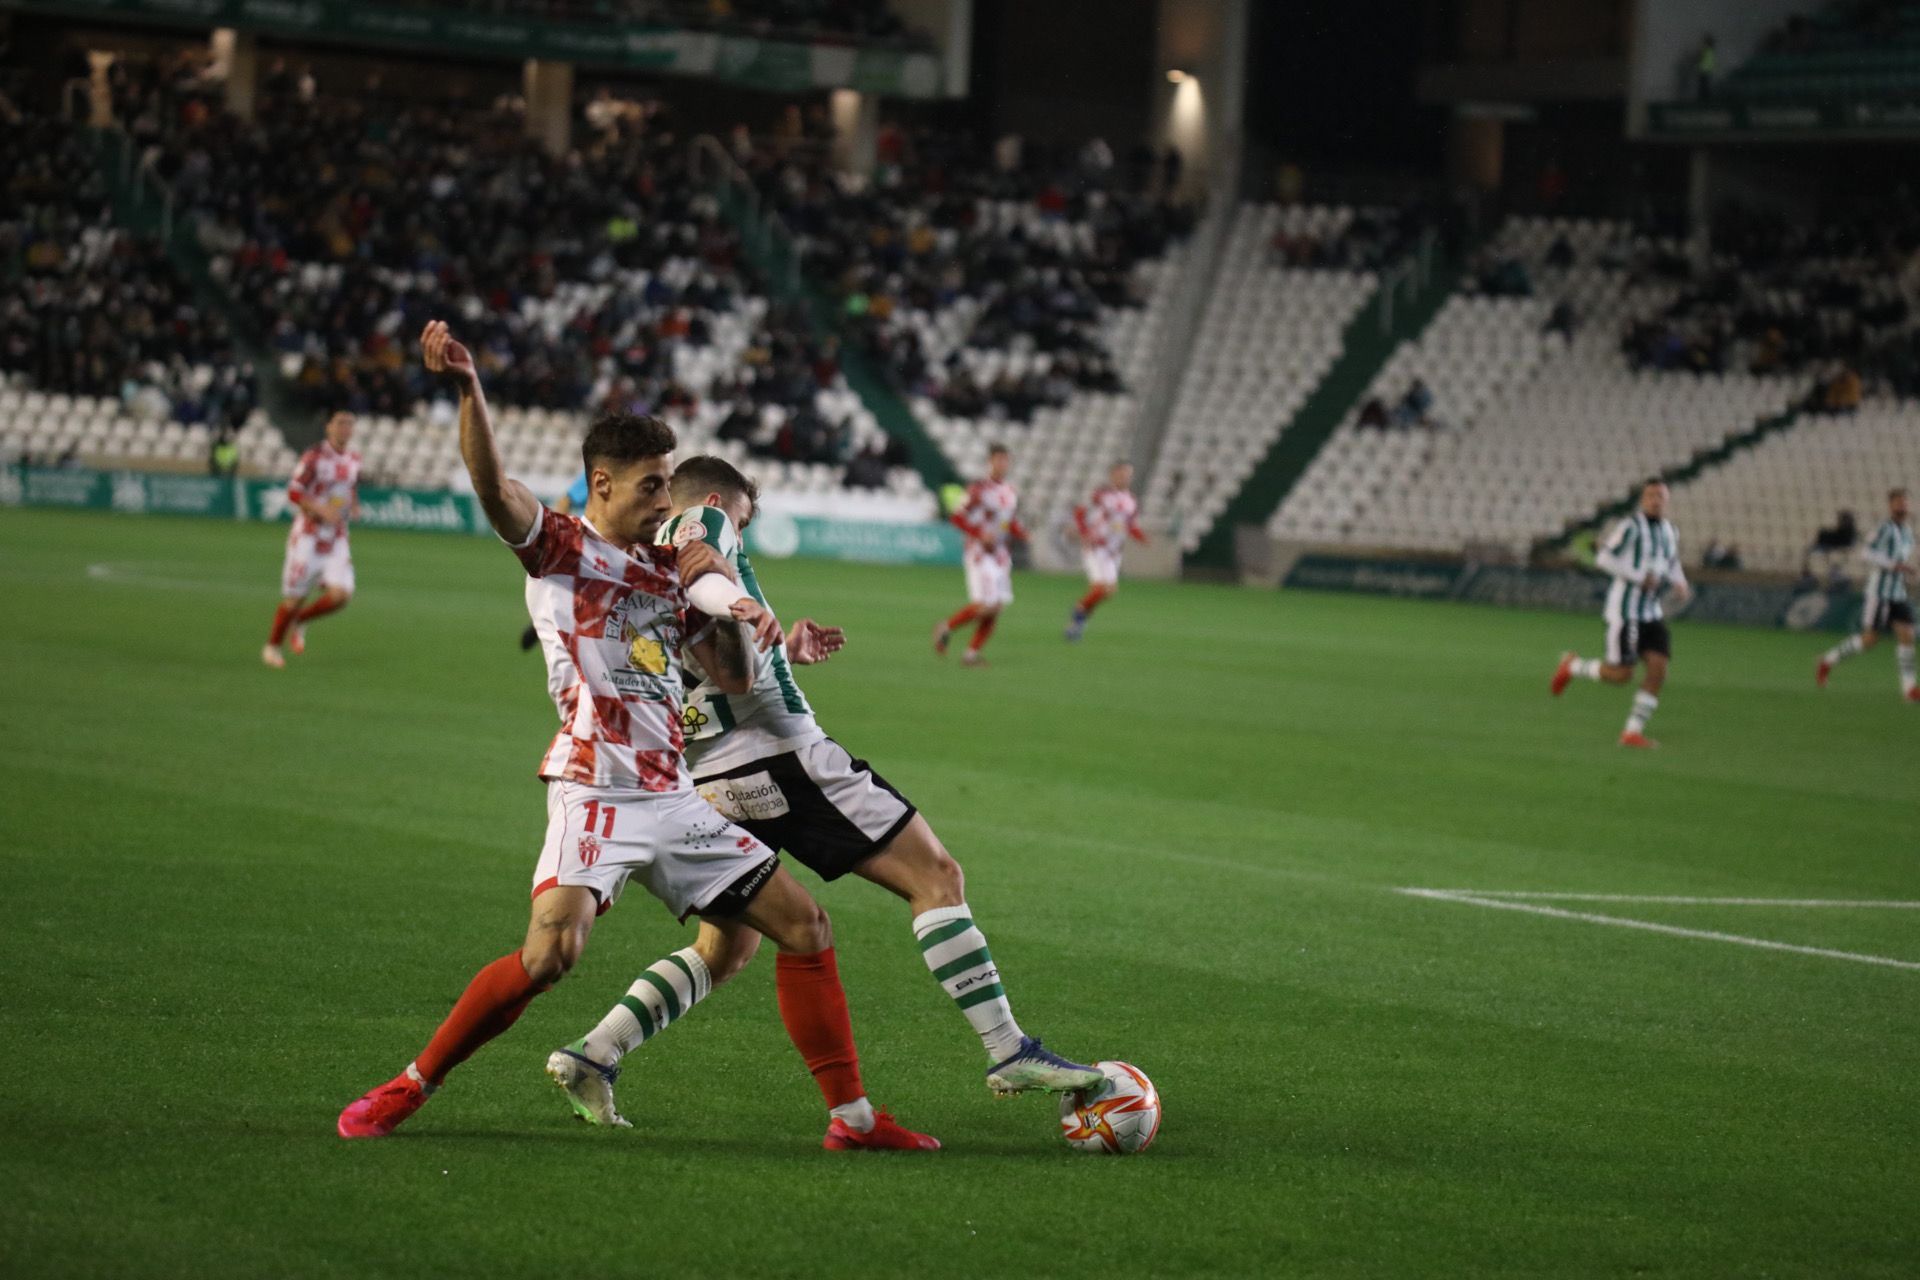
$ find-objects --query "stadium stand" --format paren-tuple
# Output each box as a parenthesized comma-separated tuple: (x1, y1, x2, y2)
(1, 108, 258, 469)
(749, 128, 1192, 521)
(1721, 1, 1920, 101)
(1269, 217, 1807, 557)
(90, 69, 932, 507)
(388, 0, 928, 46)
(1141, 203, 1378, 553)
(1670, 405, 1920, 575)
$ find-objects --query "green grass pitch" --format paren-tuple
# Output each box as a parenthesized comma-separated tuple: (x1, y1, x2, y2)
(1, 506, 1915, 1278)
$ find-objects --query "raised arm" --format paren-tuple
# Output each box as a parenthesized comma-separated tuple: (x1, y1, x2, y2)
(422, 320, 540, 546)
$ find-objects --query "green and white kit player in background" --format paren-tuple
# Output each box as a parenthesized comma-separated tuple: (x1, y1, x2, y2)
(1551, 479, 1692, 748)
(1817, 486, 1918, 701)
(548, 455, 1104, 1127)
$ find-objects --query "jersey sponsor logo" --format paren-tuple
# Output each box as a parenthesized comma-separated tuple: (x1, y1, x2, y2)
(622, 625, 668, 676)
(577, 832, 602, 866)
(697, 773, 792, 822)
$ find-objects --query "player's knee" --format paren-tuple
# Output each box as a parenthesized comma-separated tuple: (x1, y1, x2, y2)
(786, 899, 833, 953)
(924, 846, 966, 905)
(521, 922, 588, 986)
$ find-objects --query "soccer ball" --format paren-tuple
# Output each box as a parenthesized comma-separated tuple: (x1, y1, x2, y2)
(1059, 1060, 1161, 1154)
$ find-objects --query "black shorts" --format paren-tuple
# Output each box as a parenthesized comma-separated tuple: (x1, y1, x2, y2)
(1605, 618, 1671, 667)
(692, 737, 918, 882)
(1863, 599, 1915, 634)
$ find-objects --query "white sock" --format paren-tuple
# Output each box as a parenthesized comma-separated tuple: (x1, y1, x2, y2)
(581, 947, 712, 1067)
(1824, 635, 1864, 664)
(1625, 691, 1658, 735)
(912, 905, 1026, 1062)
(1899, 644, 1916, 694)
(1572, 657, 1602, 680)
(830, 1097, 876, 1132)
(404, 1062, 438, 1095)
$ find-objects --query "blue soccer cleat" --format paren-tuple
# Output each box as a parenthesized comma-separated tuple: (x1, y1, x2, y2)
(985, 1036, 1104, 1096)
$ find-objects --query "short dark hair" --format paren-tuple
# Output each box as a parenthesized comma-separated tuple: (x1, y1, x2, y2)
(1644, 477, 1667, 490)
(1893, 487, 1909, 501)
(988, 443, 1010, 457)
(671, 454, 760, 507)
(582, 412, 676, 475)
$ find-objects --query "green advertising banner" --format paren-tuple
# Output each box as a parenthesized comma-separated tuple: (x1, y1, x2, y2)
(1648, 98, 1920, 139)
(1283, 552, 1865, 633)
(4, 465, 963, 564)
(0, 0, 943, 95)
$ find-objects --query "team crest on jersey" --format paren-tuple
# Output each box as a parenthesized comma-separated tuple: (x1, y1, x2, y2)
(681, 704, 711, 731)
(671, 517, 708, 548)
(577, 833, 602, 866)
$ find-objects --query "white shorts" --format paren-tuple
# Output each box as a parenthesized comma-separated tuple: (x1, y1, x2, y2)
(1083, 548, 1120, 586)
(281, 532, 354, 598)
(964, 550, 1014, 606)
(532, 781, 777, 922)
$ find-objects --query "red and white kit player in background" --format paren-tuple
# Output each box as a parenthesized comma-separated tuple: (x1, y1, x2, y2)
(337, 321, 938, 1151)
(935, 443, 1025, 666)
(1065, 460, 1147, 642)
(262, 410, 360, 668)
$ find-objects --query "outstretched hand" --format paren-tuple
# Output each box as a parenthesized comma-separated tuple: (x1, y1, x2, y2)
(731, 599, 784, 653)
(786, 618, 846, 665)
(421, 319, 478, 388)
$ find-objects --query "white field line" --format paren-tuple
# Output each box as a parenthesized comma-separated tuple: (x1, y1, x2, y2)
(1412, 890, 1920, 909)
(1398, 888, 1920, 972)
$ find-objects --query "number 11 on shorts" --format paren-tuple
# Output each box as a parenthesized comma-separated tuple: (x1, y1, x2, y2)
(582, 800, 617, 838)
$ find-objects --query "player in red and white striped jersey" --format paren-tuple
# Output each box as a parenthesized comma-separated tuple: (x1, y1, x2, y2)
(934, 444, 1026, 666)
(337, 321, 937, 1151)
(1066, 461, 1148, 641)
(262, 411, 360, 668)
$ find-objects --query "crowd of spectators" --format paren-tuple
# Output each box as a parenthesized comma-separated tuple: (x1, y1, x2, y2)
(747, 127, 1192, 421)
(1611, 205, 1920, 399)
(1, 96, 256, 431)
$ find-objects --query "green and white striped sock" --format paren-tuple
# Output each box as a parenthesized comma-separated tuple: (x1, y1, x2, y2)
(913, 905, 1025, 1062)
(582, 947, 712, 1067)
(1898, 644, 1915, 694)
(1625, 691, 1658, 735)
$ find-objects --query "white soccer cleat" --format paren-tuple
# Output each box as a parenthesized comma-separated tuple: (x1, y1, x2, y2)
(261, 644, 285, 669)
(985, 1036, 1103, 1096)
(545, 1042, 631, 1128)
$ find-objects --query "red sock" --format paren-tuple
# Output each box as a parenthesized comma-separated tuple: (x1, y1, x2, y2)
(413, 950, 545, 1086)
(267, 603, 296, 645)
(294, 593, 347, 624)
(1078, 584, 1111, 613)
(945, 603, 981, 631)
(968, 614, 998, 653)
(774, 948, 865, 1109)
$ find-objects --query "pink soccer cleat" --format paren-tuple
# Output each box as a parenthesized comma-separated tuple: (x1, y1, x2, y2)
(822, 1109, 941, 1152)
(337, 1072, 429, 1139)
(289, 624, 307, 657)
(1619, 731, 1659, 750)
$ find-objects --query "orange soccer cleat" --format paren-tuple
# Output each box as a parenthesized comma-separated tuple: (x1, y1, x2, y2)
(822, 1109, 941, 1152)
(1550, 652, 1575, 696)
(337, 1072, 429, 1139)
(1816, 658, 1831, 688)
(1619, 731, 1659, 750)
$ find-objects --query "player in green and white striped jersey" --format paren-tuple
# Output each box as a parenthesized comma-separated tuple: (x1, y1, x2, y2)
(552, 455, 1102, 1136)
(1551, 480, 1693, 748)
(1817, 488, 1917, 701)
